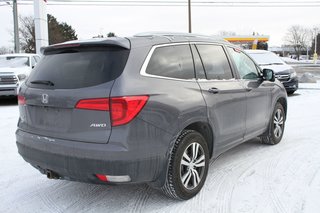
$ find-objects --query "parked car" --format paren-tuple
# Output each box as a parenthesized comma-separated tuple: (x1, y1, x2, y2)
(0, 53, 40, 97)
(16, 33, 287, 200)
(246, 50, 298, 94)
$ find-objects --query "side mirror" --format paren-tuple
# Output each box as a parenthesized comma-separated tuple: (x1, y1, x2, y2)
(262, 69, 275, 82)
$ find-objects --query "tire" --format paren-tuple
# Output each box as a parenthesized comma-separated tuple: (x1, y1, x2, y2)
(161, 130, 209, 200)
(261, 102, 285, 145)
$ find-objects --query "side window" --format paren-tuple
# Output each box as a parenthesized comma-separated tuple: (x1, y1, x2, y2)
(196, 44, 233, 80)
(227, 47, 259, 80)
(145, 45, 195, 80)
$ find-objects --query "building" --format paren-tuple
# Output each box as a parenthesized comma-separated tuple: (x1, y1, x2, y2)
(223, 35, 269, 50)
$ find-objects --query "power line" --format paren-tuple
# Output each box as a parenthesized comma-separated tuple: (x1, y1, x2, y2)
(9, 4, 320, 7)
(2, 0, 320, 7)
(39, 0, 320, 2)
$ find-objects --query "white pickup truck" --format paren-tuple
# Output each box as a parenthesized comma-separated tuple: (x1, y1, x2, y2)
(0, 53, 40, 97)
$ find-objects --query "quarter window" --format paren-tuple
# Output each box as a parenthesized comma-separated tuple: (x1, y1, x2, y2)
(145, 45, 195, 80)
(196, 44, 233, 80)
(227, 47, 259, 80)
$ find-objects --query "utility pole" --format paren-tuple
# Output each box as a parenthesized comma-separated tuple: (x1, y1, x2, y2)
(34, 0, 49, 54)
(13, 0, 20, 53)
(188, 0, 191, 33)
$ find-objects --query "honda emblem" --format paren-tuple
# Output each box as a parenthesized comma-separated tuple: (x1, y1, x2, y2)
(42, 94, 49, 104)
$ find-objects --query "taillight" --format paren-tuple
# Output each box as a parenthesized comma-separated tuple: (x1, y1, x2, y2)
(96, 174, 108, 182)
(18, 95, 26, 105)
(75, 96, 149, 126)
(110, 96, 149, 126)
(75, 98, 109, 111)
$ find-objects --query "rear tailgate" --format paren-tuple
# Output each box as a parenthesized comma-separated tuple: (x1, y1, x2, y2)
(18, 42, 130, 144)
(21, 85, 113, 143)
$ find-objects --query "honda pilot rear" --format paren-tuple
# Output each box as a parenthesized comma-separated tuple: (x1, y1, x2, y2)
(16, 38, 170, 185)
(16, 34, 287, 200)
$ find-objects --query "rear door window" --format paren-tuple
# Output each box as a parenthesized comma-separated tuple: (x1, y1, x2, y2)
(145, 45, 195, 80)
(196, 44, 233, 80)
(27, 46, 129, 89)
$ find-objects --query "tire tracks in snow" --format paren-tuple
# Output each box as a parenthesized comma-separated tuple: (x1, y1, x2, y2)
(263, 155, 288, 213)
(5, 180, 72, 213)
(38, 181, 74, 213)
(198, 140, 307, 213)
(258, 141, 318, 213)
(197, 141, 268, 213)
(62, 184, 105, 212)
(130, 185, 153, 213)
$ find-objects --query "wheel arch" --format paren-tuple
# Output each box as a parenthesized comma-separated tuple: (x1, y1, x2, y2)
(277, 97, 287, 119)
(151, 121, 214, 188)
(184, 121, 214, 158)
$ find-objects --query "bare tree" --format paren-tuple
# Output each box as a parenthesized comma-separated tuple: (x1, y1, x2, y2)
(19, 15, 35, 53)
(0, 46, 13, 55)
(19, 14, 77, 53)
(285, 25, 310, 60)
(218, 31, 236, 36)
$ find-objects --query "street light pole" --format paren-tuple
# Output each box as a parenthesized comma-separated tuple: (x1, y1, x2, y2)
(13, 0, 20, 53)
(188, 0, 191, 33)
(315, 32, 317, 53)
(314, 29, 318, 64)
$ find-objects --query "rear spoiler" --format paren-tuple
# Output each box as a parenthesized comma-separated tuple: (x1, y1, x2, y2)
(41, 37, 131, 54)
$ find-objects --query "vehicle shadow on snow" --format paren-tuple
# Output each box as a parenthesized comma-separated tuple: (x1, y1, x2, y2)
(0, 97, 17, 106)
(27, 138, 270, 212)
(287, 92, 301, 97)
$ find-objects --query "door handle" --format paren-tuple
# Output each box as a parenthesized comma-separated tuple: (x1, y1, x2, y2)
(208, 88, 219, 94)
(246, 88, 252, 92)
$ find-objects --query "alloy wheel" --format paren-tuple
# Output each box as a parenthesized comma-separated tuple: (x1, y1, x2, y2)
(273, 108, 284, 139)
(180, 142, 206, 190)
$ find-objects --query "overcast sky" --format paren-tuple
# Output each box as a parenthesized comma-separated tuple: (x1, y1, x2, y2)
(0, 0, 319, 50)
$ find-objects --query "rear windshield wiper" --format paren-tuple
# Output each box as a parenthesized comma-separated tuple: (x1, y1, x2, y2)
(30, 80, 55, 86)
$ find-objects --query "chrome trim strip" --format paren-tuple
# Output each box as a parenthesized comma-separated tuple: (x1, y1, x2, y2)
(140, 43, 196, 82)
(196, 78, 237, 82)
(139, 42, 225, 82)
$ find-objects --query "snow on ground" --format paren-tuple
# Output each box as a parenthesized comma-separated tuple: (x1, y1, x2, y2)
(1, 85, 320, 213)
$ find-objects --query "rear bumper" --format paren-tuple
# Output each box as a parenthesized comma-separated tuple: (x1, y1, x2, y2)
(0, 84, 18, 96)
(16, 126, 172, 185)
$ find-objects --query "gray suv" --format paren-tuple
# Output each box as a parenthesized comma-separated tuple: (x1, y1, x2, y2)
(16, 33, 287, 200)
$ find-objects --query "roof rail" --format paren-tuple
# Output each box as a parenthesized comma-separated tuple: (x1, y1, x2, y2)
(134, 32, 225, 41)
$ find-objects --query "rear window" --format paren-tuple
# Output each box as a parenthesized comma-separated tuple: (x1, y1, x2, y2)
(26, 46, 129, 89)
